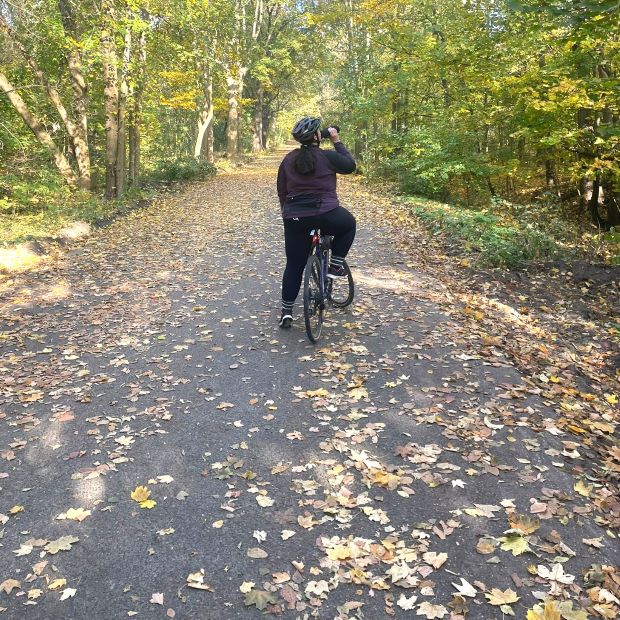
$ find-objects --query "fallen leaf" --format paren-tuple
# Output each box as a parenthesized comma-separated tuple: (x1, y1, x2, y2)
(485, 588, 519, 606)
(508, 513, 540, 535)
(416, 601, 448, 618)
(44, 535, 79, 554)
(157, 528, 175, 536)
(60, 587, 77, 601)
(150, 592, 164, 605)
(397, 593, 418, 610)
(56, 507, 91, 522)
(526, 600, 561, 620)
(0, 579, 20, 594)
(244, 589, 278, 610)
(422, 551, 448, 569)
(305, 580, 329, 598)
(247, 547, 268, 559)
(574, 479, 593, 498)
(256, 495, 274, 508)
(537, 564, 575, 585)
(186, 569, 212, 591)
(500, 532, 530, 556)
(48, 579, 67, 590)
(451, 578, 477, 598)
(131, 485, 151, 503)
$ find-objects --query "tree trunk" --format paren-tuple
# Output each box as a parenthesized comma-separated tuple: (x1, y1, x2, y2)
(577, 106, 596, 215)
(194, 63, 214, 162)
(129, 22, 147, 187)
(101, 0, 119, 199)
(226, 66, 246, 159)
(0, 15, 90, 189)
(263, 113, 276, 150)
(116, 24, 132, 196)
(57, 0, 91, 189)
(601, 178, 620, 228)
(251, 85, 263, 153)
(0, 72, 77, 185)
(545, 159, 557, 190)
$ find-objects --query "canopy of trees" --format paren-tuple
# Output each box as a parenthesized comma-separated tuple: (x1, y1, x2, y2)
(1, 0, 618, 227)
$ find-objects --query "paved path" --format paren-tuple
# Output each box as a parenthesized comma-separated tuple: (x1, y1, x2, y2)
(0, 150, 617, 619)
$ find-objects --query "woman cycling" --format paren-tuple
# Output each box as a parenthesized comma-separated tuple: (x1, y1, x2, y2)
(276, 117, 357, 328)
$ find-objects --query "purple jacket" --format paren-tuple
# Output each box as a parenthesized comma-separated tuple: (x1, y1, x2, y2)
(277, 142, 356, 218)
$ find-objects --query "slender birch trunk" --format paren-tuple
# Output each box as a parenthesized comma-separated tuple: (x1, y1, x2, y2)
(101, 0, 119, 199)
(116, 24, 132, 196)
(0, 72, 77, 185)
(0, 15, 90, 188)
(129, 23, 147, 187)
(251, 85, 263, 153)
(194, 62, 214, 162)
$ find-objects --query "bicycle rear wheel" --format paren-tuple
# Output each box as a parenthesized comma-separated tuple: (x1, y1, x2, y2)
(303, 254, 324, 343)
(328, 260, 354, 308)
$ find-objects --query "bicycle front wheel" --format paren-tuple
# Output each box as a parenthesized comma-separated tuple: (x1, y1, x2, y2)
(328, 260, 354, 308)
(303, 254, 324, 343)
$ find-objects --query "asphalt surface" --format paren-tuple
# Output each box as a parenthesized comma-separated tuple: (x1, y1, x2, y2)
(0, 150, 615, 619)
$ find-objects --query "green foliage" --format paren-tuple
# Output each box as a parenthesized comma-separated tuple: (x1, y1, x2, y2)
(406, 197, 566, 268)
(148, 157, 216, 183)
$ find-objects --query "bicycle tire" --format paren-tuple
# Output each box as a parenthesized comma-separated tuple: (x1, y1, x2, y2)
(303, 254, 324, 343)
(328, 260, 354, 308)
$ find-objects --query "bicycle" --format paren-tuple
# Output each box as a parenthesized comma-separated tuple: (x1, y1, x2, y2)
(303, 228, 354, 343)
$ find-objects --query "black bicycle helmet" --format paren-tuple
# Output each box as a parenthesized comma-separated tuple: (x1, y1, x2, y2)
(292, 117, 321, 143)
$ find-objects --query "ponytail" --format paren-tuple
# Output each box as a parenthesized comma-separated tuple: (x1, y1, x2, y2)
(294, 144, 317, 175)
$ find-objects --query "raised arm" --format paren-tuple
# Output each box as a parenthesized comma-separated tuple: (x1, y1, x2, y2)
(324, 142, 356, 174)
(323, 127, 356, 174)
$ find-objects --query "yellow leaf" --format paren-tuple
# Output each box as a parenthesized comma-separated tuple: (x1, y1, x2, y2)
(212, 520, 224, 528)
(526, 600, 561, 620)
(27, 588, 43, 599)
(485, 588, 519, 605)
(500, 532, 530, 556)
(9, 505, 24, 514)
(326, 545, 352, 561)
(139, 499, 156, 509)
(131, 485, 151, 503)
(574, 479, 593, 497)
(348, 386, 368, 400)
(48, 578, 67, 590)
(566, 424, 587, 435)
(56, 507, 91, 522)
(605, 393, 618, 405)
(370, 470, 401, 489)
(305, 388, 329, 398)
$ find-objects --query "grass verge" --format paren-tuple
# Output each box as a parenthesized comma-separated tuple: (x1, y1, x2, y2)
(404, 196, 571, 269)
(0, 158, 216, 248)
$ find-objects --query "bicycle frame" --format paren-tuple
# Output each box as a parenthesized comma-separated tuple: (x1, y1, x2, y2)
(310, 229, 330, 305)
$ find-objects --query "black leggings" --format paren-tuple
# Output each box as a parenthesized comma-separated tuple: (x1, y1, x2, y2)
(282, 206, 356, 303)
